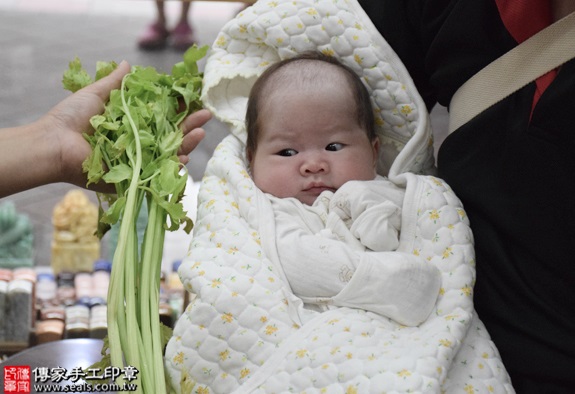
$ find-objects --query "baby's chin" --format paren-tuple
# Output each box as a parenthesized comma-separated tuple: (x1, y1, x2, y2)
(297, 189, 336, 206)
(297, 196, 317, 206)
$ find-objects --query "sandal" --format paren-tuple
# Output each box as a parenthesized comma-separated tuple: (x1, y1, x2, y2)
(170, 22, 196, 51)
(138, 22, 169, 50)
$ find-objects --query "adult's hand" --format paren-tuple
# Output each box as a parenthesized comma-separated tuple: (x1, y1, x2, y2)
(0, 60, 212, 198)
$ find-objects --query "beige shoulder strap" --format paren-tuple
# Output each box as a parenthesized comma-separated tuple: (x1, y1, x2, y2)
(448, 11, 575, 134)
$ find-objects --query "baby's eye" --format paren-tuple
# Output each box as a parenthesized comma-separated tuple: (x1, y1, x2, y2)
(326, 143, 344, 151)
(277, 149, 298, 157)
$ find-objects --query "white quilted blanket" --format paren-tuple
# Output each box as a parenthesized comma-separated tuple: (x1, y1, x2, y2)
(165, 1, 514, 393)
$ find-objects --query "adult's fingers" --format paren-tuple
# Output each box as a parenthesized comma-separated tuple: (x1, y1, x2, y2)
(83, 60, 131, 102)
(181, 109, 212, 135)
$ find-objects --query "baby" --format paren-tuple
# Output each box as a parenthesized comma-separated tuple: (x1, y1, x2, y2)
(244, 52, 439, 326)
(246, 52, 380, 204)
(246, 51, 405, 252)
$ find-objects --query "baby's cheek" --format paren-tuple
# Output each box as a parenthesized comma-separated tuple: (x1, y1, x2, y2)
(252, 159, 299, 198)
(253, 170, 279, 194)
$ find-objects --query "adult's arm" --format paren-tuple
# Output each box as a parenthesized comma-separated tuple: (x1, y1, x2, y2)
(0, 61, 211, 198)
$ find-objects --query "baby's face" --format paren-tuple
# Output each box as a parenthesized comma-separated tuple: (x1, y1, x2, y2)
(249, 84, 378, 205)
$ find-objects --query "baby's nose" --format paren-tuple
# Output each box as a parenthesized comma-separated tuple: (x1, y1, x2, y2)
(301, 156, 329, 174)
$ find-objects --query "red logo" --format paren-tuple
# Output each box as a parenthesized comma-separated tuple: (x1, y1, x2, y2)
(3, 366, 31, 394)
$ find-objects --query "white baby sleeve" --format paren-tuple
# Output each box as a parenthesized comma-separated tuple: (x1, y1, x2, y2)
(331, 252, 441, 326)
(271, 196, 362, 298)
(330, 178, 404, 251)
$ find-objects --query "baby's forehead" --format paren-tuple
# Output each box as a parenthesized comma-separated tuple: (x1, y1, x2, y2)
(265, 60, 350, 90)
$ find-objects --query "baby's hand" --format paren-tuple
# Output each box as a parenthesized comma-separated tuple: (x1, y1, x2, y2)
(329, 180, 376, 224)
(330, 190, 352, 224)
(330, 179, 403, 252)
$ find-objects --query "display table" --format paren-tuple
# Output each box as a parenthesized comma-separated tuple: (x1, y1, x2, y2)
(1, 339, 107, 393)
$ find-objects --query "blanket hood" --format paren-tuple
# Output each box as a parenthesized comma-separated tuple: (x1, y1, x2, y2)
(201, 0, 436, 179)
(165, 3, 514, 391)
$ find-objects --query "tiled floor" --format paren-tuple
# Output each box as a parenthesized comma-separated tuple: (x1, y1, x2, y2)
(0, 0, 450, 269)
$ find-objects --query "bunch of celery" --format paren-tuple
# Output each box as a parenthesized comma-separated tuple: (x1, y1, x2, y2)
(62, 46, 207, 393)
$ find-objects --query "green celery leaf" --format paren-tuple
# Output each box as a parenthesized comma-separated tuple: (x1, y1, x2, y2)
(95, 61, 118, 81)
(126, 67, 163, 98)
(160, 322, 173, 349)
(159, 131, 183, 157)
(150, 160, 178, 197)
(162, 200, 187, 231)
(138, 129, 157, 150)
(106, 90, 126, 120)
(97, 191, 118, 208)
(172, 83, 201, 110)
(89, 115, 107, 130)
(83, 353, 112, 386)
(171, 112, 188, 128)
(141, 162, 160, 182)
(110, 132, 130, 159)
(171, 62, 186, 80)
(100, 195, 126, 225)
(102, 163, 132, 184)
(96, 203, 112, 239)
(83, 145, 105, 186)
(181, 216, 194, 234)
(62, 57, 93, 93)
(90, 115, 120, 133)
(182, 44, 209, 75)
(168, 167, 188, 206)
(144, 184, 188, 232)
(82, 335, 111, 384)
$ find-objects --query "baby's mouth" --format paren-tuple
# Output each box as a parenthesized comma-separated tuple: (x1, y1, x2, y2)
(303, 183, 335, 194)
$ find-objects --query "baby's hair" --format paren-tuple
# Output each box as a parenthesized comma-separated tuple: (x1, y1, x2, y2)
(245, 51, 376, 158)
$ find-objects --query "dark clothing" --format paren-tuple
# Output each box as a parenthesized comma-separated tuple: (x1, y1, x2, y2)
(362, 1, 575, 392)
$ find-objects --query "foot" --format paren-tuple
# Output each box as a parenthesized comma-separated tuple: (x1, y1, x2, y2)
(138, 22, 169, 50)
(170, 22, 196, 51)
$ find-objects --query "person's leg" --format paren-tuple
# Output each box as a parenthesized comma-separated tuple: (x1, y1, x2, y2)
(170, 1, 196, 51)
(138, 1, 170, 50)
(178, 1, 191, 25)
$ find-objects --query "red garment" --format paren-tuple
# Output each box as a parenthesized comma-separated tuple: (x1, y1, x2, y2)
(495, 0, 557, 112)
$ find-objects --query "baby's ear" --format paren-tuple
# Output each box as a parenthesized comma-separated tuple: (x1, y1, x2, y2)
(372, 137, 380, 153)
(246, 147, 254, 164)
(372, 138, 380, 166)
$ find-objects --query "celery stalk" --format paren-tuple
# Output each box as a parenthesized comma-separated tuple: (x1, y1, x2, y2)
(64, 45, 208, 393)
(140, 199, 168, 391)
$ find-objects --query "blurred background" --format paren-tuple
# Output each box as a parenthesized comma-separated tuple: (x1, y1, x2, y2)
(0, 0, 449, 268)
(0, 0, 246, 267)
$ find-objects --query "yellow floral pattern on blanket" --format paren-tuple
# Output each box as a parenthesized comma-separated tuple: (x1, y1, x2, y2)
(165, 134, 512, 393)
(164, 0, 513, 392)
